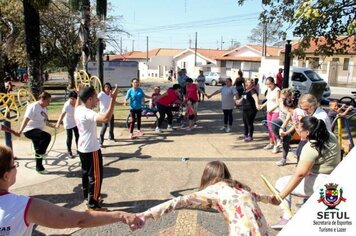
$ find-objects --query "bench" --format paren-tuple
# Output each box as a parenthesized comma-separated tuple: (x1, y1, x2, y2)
(43, 85, 68, 100)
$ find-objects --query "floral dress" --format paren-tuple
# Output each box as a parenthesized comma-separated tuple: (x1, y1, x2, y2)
(146, 181, 270, 236)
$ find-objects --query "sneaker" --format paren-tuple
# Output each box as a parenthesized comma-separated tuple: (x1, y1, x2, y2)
(155, 128, 162, 133)
(37, 169, 49, 175)
(166, 125, 174, 131)
(67, 152, 74, 159)
(239, 135, 247, 140)
(108, 138, 116, 142)
(135, 130, 144, 136)
(272, 145, 281, 154)
(226, 127, 231, 132)
(186, 127, 192, 131)
(244, 136, 253, 142)
(271, 218, 290, 229)
(219, 126, 227, 131)
(276, 158, 287, 166)
(193, 124, 198, 128)
(263, 143, 274, 150)
(129, 134, 137, 140)
(86, 205, 109, 212)
(276, 139, 282, 148)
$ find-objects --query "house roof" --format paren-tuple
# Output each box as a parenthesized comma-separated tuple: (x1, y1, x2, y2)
(109, 48, 184, 61)
(282, 36, 356, 54)
(223, 45, 282, 57)
(174, 48, 230, 62)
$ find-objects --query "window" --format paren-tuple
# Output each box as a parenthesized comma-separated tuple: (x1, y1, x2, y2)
(233, 61, 241, 68)
(291, 72, 307, 82)
(220, 61, 226, 67)
(332, 58, 339, 62)
(343, 58, 350, 71)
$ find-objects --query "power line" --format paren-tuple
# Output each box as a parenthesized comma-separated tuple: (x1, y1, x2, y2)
(130, 13, 259, 33)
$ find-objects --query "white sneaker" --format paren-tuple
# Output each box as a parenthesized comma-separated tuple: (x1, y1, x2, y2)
(276, 139, 283, 148)
(155, 128, 162, 133)
(226, 127, 231, 132)
(276, 158, 287, 166)
(263, 143, 274, 150)
(272, 145, 280, 154)
(167, 125, 173, 131)
(219, 126, 227, 131)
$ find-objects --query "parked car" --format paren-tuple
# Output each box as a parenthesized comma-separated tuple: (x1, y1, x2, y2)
(260, 67, 330, 101)
(203, 71, 230, 86)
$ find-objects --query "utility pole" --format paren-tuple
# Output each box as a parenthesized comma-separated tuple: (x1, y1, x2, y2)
(194, 32, 197, 66)
(132, 40, 134, 51)
(146, 36, 149, 63)
(283, 40, 292, 89)
(220, 36, 224, 50)
(189, 39, 192, 48)
(120, 37, 122, 54)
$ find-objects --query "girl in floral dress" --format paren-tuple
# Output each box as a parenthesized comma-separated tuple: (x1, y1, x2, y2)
(138, 161, 277, 236)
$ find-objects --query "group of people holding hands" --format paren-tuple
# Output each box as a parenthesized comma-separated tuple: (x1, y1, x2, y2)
(0, 67, 354, 234)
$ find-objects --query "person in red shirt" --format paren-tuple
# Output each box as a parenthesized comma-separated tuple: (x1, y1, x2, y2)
(154, 84, 181, 133)
(185, 78, 206, 127)
(276, 68, 284, 89)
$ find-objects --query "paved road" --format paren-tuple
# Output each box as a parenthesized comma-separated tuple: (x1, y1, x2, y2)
(7, 78, 339, 235)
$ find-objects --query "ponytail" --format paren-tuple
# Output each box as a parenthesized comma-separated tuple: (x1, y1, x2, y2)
(300, 117, 330, 155)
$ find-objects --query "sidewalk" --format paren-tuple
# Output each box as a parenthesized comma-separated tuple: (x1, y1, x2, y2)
(9, 89, 297, 235)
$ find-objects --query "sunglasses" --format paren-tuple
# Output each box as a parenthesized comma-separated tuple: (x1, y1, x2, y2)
(10, 161, 19, 170)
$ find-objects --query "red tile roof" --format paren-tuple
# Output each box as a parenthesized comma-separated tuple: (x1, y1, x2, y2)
(109, 48, 184, 61)
(282, 36, 356, 54)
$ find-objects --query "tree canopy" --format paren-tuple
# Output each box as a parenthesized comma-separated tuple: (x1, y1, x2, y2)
(247, 21, 283, 45)
(238, 0, 356, 57)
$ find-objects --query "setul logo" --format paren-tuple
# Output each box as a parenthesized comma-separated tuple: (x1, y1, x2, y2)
(318, 183, 347, 210)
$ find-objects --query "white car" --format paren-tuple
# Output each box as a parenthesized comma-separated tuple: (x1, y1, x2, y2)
(203, 72, 230, 86)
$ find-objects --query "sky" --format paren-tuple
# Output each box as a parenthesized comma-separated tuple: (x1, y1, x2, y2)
(106, 0, 293, 53)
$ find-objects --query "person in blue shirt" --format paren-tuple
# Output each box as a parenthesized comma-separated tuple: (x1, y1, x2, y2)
(124, 79, 150, 139)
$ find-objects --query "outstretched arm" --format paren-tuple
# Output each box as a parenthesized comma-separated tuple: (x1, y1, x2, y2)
(142, 187, 217, 221)
(27, 198, 142, 231)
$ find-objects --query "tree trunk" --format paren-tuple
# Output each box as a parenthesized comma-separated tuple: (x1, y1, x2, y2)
(23, 0, 42, 98)
(0, 33, 5, 93)
(80, 0, 91, 70)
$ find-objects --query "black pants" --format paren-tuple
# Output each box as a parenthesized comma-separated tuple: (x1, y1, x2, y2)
(100, 115, 114, 144)
(66, 126, 79, 153)
(223, 109, 233, 126)
(242, 108, 257, 137)
(271, 118, 283, 141)
(157, 103, 173, 128)
(79, 149, 103, 207)
(129, 109, 142, 133)
(24, 129, 51, 171)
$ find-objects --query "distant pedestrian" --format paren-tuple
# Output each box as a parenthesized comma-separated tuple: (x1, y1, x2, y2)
(233, 69, 245, 99)
(124, 79, 151, 139)
(98, 83, 115, 145)
(207, 78, 238, 132)
(236, 78, 260, 142)
(276, 68, 283, 89)
(196, 70, 206, 102)
(55, 91, 79, 158)
(259, 77, 280, 150)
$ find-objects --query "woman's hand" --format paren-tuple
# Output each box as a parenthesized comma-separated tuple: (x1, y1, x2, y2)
(270, 195, 281, 205)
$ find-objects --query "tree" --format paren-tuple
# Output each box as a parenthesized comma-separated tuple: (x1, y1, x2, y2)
(40, 0, 82, 88)
(23, 0, 50, 98)
(238, 0, 356, 57)
(247, 21, 284, 45)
